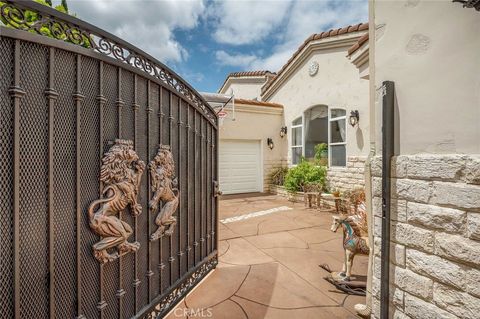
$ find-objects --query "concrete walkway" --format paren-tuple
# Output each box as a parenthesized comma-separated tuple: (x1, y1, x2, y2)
(167, 195, 368, 319)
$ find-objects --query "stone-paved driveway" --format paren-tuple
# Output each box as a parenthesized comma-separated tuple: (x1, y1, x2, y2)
(167, 195, 368, 319)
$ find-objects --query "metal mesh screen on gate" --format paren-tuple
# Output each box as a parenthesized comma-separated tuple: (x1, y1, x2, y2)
(0, 1, 219, 318)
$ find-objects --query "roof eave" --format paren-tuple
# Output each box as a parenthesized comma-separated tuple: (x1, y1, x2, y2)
(218, 75, 269, 94)
(349, 42, 369, 69)
(261, 31, 366, 100)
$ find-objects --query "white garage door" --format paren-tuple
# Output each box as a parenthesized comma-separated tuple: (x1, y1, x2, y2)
(219, 140, 262, 195)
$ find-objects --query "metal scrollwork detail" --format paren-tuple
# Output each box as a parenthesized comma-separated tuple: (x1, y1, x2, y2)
(143, 256, 218, 319)
(88, 139, 145, 264)
(149, 145, 179, 241)
(0, 2, 94, 47)
(0, 1, 216, 124)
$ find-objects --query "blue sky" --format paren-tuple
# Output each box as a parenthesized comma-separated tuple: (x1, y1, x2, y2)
(68, 0, 368, 93)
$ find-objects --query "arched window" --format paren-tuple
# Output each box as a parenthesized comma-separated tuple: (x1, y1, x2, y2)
(291, 106, 346, 166)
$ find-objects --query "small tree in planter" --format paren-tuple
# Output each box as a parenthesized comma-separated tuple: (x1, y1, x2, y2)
(314, 143, 328, 166)
(284, 159, 327, 194)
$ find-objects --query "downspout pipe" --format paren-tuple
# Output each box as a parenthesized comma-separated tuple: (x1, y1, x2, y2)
(380, 80, 395, 319)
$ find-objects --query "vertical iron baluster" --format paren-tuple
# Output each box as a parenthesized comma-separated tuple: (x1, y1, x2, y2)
(205, 118, 208, 258)
(186, 105, 190, 269)
(206, 125, 211, 255)
(115, 67, 125, 319)
(200, 118, 205, 259)
(158, 88, 164, 293)
(132, 74, 140, 314)
(177, 100, 183, 277)
(210, 126, 215, 253)
(215, 126, 219, 252)
(194, 111, 202, 264)
(193, 111, 198, 265)
(168, 92, 174, 285)
(10, 38, 25, 319)
(73, 54, 86, 319)
(146, 80, 154, 302)
(116, 69, 124, 137)
(95, 60, 106, 319)
(46, 47, 58, 319)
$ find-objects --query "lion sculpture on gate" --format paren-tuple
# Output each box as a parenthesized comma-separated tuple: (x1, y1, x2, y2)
(149, 144, 179, 241)
(88, 139, 145, 264)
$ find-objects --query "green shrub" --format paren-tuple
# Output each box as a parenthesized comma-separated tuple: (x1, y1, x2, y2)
(284, 159, 327, 193)
(269, 166, 288, 186)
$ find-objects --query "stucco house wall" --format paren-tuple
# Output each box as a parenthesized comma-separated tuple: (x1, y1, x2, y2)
(264, 32, 370, 191)
(369, 1, 480, 318)
(373, 0, 480, 155)
(219, 72, 275, 101)
(220, 78, 265, 101)
(218, 102, 287, 192)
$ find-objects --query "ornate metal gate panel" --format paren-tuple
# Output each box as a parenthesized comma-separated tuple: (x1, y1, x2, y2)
(0, 1, 218, 318)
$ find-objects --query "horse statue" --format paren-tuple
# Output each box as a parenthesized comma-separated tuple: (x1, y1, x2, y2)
(330, 213, 369, 281)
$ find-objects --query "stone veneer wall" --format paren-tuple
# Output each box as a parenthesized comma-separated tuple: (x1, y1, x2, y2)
(327, 156, 367, 192)
(370, 154, 480, 319)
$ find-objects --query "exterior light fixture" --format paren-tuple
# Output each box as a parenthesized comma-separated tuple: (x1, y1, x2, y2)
(349, 110, 359, 127)
(267, 138, 274, 150)
(280, 126, 287, 138)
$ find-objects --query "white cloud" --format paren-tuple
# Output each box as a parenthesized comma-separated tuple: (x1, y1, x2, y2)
(215, 50, 257, 67)
(207, 0, 292, 45)
(211, 0, 368, 71)
(68, 0, 205, 63)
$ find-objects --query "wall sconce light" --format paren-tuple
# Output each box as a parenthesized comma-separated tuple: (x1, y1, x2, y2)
(267, 138, 274, 150)
(349, 110, 359, 127)
(280, 126, 288, 138)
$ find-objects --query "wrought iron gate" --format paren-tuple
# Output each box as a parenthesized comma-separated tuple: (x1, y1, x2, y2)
(0, 1, 218, 318)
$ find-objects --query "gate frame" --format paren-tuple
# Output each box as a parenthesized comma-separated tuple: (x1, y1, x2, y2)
(0, 0, 219, 318)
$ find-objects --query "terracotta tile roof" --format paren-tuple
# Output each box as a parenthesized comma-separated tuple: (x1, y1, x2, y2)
(348, 33, 369, 56)
(261, 22, 369, 95)
(228, 70, 276, 77)
(218, 70, 276, 93)
(234, 98, 283, 108)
